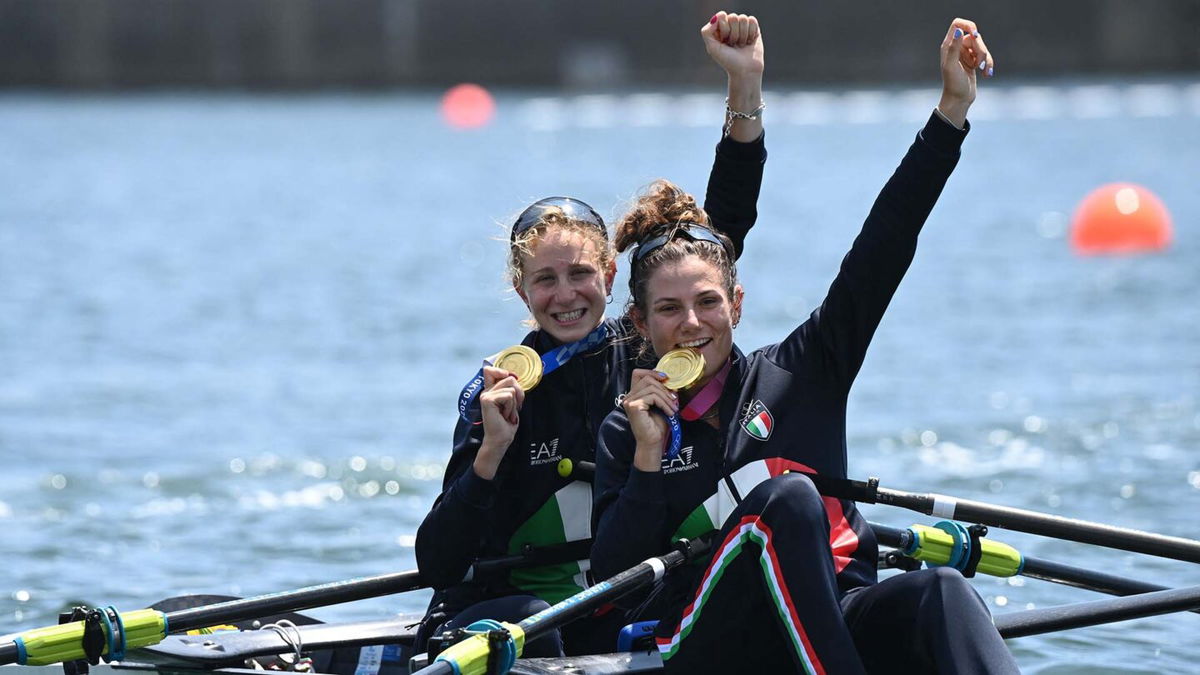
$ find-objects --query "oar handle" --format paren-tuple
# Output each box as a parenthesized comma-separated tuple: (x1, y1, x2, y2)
(556, 458, 594, 482)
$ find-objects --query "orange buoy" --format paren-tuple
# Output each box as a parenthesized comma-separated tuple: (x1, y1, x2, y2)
(440, 83, 495, 130)
(1069, 183, 1172, 255)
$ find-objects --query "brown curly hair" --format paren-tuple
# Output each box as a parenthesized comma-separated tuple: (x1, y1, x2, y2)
(614, 180, 738, 322)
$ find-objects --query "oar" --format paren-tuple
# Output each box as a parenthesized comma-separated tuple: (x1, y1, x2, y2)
(872, 523, 1200, 613)
(415, 537, 711, 675)
(0, 541, 590, 668)
(565, 461, 1200, 565)
(994, 584, 1200, 638)
(0, 569, 427, 667)
(797, 472, 1200, 565)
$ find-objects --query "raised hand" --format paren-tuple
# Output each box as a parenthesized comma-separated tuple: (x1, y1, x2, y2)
(623, 369, 678, 472)
(701, 11, 765, 142)
(473, 365, 526, 480)
(939, 18, 994, 128)
(701, 11, 764, 81)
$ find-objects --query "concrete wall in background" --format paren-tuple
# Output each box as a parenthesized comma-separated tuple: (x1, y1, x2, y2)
(2, 0, 1198, 89)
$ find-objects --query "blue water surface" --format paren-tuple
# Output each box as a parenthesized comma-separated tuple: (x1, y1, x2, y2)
(1, 82, 1198, 673)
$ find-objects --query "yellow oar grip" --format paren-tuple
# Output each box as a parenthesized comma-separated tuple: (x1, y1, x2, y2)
(908, 523, 1023, 577)
(16, 609, 167, 666)
(433, 622, 525, 675)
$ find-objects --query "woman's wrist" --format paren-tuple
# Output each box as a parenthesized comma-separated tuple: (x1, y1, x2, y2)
(726, 75, 764, 112)
(936, 96, 970, 129)
(632, 441, 664, 472)
(473, 440, 507, 480)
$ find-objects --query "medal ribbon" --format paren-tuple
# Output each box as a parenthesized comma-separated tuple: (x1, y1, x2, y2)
(456, 323, 610, 423)
(663, 358, 731, 459)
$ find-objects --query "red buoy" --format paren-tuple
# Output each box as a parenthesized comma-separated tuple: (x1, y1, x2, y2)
(440, 83, 495, 130)
(1069, 183, 1172, 255)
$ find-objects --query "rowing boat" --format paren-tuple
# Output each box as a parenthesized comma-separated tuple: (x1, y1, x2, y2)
(6, 477, 1199, 674)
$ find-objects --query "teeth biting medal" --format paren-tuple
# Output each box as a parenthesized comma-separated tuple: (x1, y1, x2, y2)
(656, 348, 706, 391)
(494, 345, 543, 391)
(654, 348, 707, 461)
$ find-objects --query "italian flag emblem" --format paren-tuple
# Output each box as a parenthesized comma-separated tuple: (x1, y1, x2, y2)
(741, 399, 774, 440)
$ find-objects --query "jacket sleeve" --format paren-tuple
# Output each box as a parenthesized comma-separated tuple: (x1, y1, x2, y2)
(414, 416, 499, 589)
(767, 112, 967, 389)
(703, 132, 767, 260)
(591, 411, 669, 581)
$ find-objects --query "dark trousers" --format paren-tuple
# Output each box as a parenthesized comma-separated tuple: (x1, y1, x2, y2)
(428, 595, 564, 659)
(657, 473, 1020, 674)
(420, 594, 630, 659)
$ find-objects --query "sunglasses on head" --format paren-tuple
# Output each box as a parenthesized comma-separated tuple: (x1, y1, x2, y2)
(510, 196, 607, 243)
(632, 223, 730, 262)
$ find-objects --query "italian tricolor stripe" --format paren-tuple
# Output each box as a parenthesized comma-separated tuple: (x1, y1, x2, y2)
(656, 516, 824, 675)
(746, 412, 771, 437)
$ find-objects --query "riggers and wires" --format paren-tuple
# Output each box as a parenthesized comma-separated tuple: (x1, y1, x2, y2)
(0, 544, 602, 669)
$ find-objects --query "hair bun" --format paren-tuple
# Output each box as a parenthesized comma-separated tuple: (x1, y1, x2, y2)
(614, 179, 710, 253)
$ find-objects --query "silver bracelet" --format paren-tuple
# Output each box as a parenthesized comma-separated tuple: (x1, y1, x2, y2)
(724, 98, 765, 138)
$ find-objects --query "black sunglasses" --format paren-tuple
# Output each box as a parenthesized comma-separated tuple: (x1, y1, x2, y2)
(632, 223, 730, 262)
(510, 196, 607, 242)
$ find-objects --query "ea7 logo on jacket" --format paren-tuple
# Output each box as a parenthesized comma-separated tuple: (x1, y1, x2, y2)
(740, 400, 774, 441)
(529, 438, 562, 466)
(662, 446, 698, 474)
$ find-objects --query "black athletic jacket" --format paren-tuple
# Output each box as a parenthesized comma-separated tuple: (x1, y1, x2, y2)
(416, 134, 767, 610)
(593, 112, 968, 606)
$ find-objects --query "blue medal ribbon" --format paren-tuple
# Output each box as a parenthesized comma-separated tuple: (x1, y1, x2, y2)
(456, 323, 610, 423)
(662, 411, 683, 460)
(660, 358, 731, 460)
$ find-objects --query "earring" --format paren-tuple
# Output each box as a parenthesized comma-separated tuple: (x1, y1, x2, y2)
(606, 293, 614, 305)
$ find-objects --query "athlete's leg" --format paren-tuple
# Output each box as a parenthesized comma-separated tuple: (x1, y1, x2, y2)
(437, 595, 564, 658)
(561, 605, 636, 656)
(842, 567, 1019, 674)
(658, 473, 867, 674)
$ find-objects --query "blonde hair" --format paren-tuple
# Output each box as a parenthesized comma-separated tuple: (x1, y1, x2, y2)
(506, 209, 615, 329)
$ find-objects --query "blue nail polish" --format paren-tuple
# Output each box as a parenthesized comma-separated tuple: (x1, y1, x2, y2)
(987, 67, 994, 77)
(979, 60, 987, 71)
(954, 28, 962, 39)
(972, 30, 980, 38)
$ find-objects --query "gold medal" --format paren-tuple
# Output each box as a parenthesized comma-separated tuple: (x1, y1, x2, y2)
(655, 348, 706, 391)
(493, 345, 543, 391)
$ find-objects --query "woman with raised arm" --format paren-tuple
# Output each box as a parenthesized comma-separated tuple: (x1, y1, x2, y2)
(593, 19, 1019, 674)
(414, 12, 768, 658)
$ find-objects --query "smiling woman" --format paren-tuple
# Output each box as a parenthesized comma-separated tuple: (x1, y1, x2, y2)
(412, 10, 770, 660)
(592, 17, 1018, 675)
(511, 211, 615, 344)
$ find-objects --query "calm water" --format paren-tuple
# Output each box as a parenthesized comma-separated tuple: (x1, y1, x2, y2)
(1, 81, 1199, 673)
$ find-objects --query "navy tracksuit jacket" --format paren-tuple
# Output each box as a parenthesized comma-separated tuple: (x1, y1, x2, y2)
(594, 113, 1020, 674)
